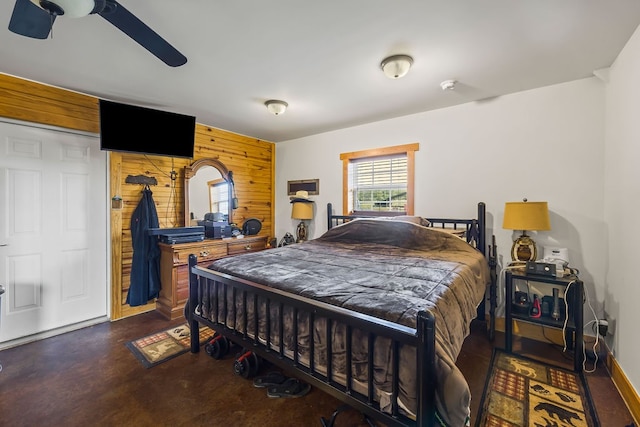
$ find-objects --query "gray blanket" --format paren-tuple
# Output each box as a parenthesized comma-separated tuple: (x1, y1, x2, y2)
(206, 219, 490, 426)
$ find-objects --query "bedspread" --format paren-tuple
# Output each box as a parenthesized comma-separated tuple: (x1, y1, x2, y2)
(205, 219, 490, 426)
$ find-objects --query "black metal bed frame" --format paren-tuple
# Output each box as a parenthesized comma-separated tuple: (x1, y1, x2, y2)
(187, 202, 496, 427)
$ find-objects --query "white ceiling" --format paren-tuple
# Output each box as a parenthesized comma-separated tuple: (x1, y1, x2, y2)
(2, 1, 640, 143)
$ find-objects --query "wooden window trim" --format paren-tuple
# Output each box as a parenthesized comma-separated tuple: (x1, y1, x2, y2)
(340, 143, 419, 216)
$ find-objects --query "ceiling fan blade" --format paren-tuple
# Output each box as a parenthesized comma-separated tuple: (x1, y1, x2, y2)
(98, 1, 187, 67)
(8, 0, 55, 39)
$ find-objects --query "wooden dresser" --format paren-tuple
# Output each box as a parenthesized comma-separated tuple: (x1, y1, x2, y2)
(157, 235, 268, 320)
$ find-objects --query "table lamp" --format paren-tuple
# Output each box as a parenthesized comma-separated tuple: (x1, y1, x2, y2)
(291, 201, 313, 242)
(290, 190, 314, 243)
(502, 199, 551, 263)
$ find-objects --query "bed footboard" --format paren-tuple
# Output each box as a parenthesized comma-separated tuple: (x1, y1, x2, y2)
(187, 255, 438, 427)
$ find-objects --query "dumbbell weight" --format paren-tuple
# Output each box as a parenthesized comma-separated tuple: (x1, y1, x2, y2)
(205, 333, 229, 359)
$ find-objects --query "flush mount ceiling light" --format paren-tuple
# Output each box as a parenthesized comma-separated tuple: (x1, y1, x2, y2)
(265, 100, 288, 115)
(380, 54, 413, 79)
(440, 79, 457, 90)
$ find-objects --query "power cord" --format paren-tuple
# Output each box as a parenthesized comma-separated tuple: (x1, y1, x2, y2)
(559, 278, 601, 373)
(524, 278, 575, 362)
(143, 154, 179, 227)
(165, 157, 178, 227)
(498, 263, 530, 309)
(539, 325, 574, 361)
(580, 281, 602, 373)
(560, 280, 575, 353)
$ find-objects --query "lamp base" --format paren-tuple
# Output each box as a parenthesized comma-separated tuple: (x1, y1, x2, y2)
(511, 233, 538, 262)
(296, 220, 308, 243)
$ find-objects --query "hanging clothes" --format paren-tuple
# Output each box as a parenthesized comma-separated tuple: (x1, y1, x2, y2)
(127, 185, 161, 306)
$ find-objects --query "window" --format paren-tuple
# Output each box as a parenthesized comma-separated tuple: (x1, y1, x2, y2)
(208, 179, 229, 217)
(350, 156, 407, 211)
(340, 143, 419, 215)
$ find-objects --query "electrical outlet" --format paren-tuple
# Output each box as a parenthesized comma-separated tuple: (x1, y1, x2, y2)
(597, 319, 608, 336)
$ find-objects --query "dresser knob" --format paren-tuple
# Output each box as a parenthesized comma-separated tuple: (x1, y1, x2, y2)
(200, 250, 209, 257)
(245, 245, 251, 251)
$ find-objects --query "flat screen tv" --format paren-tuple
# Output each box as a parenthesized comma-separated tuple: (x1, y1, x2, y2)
(99, 99, 196, 158)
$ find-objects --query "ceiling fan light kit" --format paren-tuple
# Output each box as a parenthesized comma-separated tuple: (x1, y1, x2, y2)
(39, 0, 95, 17)
(265, 100, 288, 116)
(380, 54, 413, 79)
(9, 0, 187, 67)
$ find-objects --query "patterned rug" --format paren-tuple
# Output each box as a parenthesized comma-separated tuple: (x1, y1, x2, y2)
(475, 349, 598, 427)
(126, 324, 214, 368)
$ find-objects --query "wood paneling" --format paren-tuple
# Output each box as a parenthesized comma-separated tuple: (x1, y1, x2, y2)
(609, 355, 640, 426)
(0, 73, 275, 321)
(0, 74, 99, 132)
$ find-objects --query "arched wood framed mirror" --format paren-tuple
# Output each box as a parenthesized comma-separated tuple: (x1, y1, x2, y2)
(184, 158, 233, 228)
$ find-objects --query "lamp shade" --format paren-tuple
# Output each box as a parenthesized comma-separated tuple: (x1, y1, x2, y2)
(291, 202, 313, 220)
(503, 201, 551, 231)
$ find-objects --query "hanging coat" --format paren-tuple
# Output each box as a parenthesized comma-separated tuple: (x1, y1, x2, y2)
(127, 185, 161, 306)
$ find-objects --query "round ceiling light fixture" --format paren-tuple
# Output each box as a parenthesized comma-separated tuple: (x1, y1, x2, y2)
(265, 100, 288, 115)
(380, 54, 414, 79)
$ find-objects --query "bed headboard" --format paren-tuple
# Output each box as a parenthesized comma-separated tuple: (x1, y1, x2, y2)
(327, 202, 487, 256)
(327, 202, 496, 340)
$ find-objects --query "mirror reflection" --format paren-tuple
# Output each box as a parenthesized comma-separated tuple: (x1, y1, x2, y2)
(189, 168, 229, 222)
(184, 159, 233, 229)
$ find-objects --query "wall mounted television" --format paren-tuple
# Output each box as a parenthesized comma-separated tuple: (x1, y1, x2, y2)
(99, 99, 196, 159)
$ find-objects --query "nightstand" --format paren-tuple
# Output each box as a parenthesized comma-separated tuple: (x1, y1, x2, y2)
(504, 270, 584, 372)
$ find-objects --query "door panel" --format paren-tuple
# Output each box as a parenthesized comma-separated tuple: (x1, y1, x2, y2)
(8, 254, 40, 311)
(9, 169, 40, 236)
(0, 120, 107, 342)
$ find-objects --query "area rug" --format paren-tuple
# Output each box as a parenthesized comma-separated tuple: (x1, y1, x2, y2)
(126, 324, 215, 368)
(475, 349, 599, 427)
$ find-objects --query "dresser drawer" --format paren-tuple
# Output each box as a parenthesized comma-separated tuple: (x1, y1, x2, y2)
(157, 239, 230, 320)
(227, 237, 266, 255)
(169, 242, 227, 265)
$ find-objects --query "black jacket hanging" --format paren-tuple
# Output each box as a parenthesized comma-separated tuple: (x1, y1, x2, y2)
(127, 185, 161, 306)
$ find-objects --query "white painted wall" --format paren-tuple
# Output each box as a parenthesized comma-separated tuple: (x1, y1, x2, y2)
(604, 24, 640, 394)
(275, 78, 614, 386)
(275, 25, 640, 399)
(276, 77, 606, 320)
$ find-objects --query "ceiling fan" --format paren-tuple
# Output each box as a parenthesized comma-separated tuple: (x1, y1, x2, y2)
(8, 0, 187, 67)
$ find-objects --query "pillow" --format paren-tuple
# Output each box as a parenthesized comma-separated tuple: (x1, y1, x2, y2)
(369, 215, 431, 227)
(433, 227, 467, 239)
(397, 215, 431, 227)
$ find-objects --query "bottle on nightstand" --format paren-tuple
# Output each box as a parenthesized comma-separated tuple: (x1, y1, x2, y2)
(530, 294, 541, 318)
(551, 288, 561, 320)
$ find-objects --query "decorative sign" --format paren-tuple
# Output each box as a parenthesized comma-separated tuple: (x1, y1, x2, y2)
(287, 179, 319, 196)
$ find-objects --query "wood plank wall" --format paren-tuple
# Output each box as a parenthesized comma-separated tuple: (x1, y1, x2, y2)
(0, 73, 275, 320)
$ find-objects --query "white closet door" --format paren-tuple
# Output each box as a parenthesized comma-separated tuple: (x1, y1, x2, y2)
(0, 120, 107, 342)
